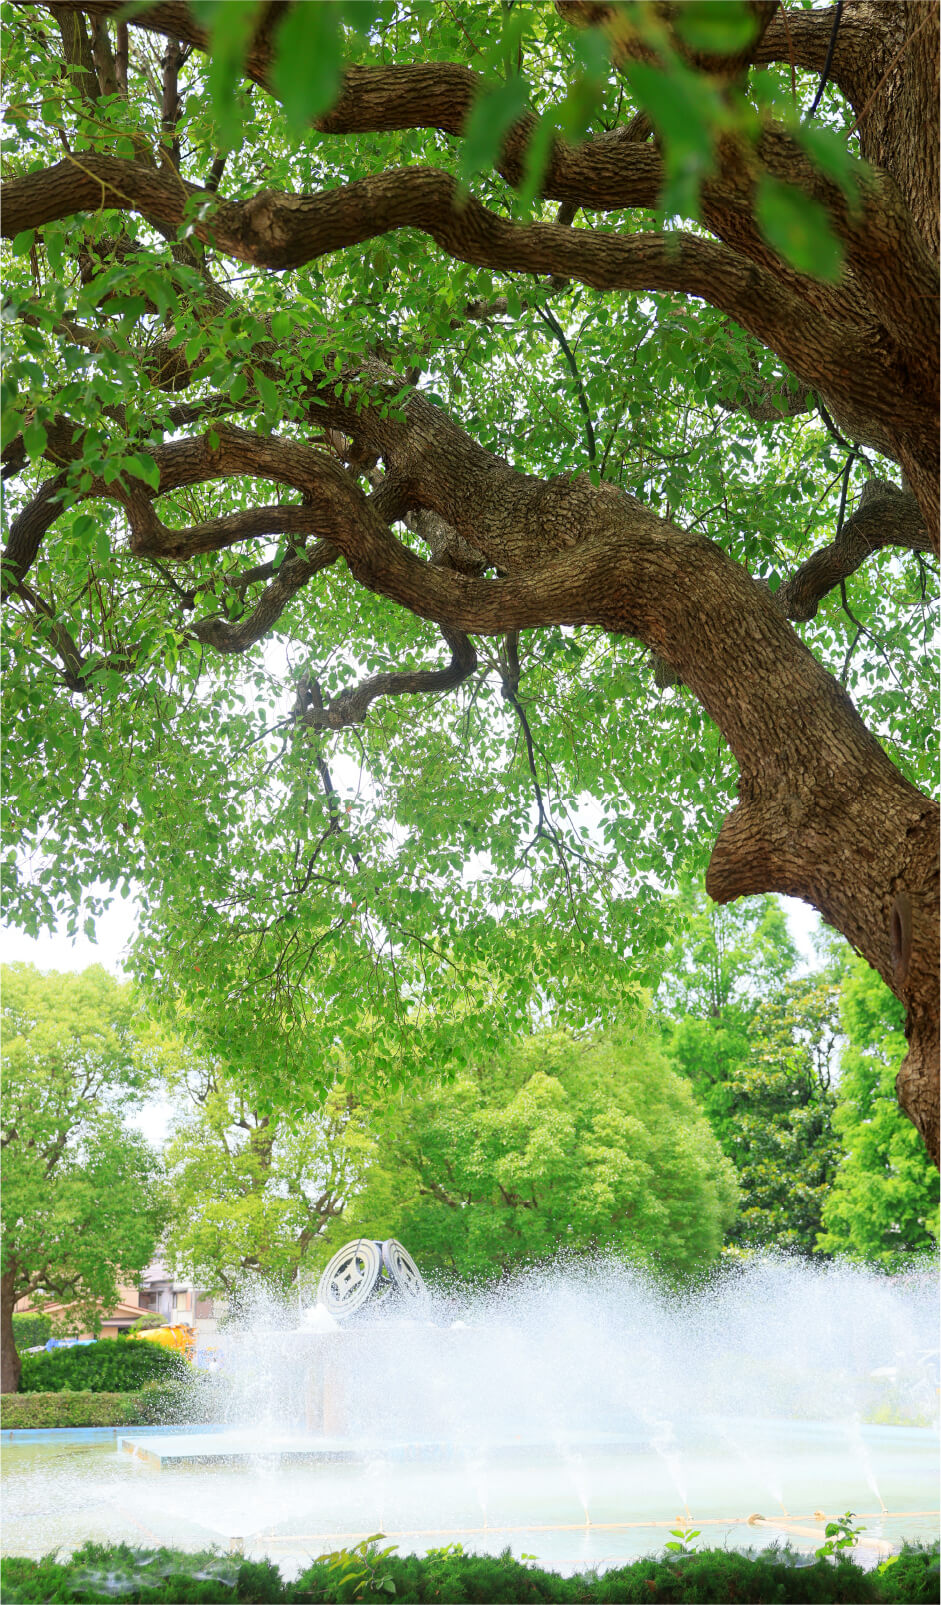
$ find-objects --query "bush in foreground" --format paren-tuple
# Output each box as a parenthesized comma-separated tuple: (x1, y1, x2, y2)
(18, 1341, 187, 1395)
(1, 1540, 938, 1604)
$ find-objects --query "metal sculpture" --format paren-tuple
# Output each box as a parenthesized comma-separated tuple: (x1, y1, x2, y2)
(317, 1238, 427, 1318)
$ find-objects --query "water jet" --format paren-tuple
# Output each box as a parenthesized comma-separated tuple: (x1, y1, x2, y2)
(2, 1254, 937, 1578)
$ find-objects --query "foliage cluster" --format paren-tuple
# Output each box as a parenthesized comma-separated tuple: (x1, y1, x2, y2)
(653, 895, 939, 1262)
(10, 1312, 52, 1352)
(1, 965, 168, 1391)
(18, 1340, 187, 1395)
(818, 959, 941, 1265)
(161, 1069, 360, 1298)
(337, 1026, 738, 1279)
(2, 1539, 938, 1604)
(655, 894, 839, 1254)
(155, 893, 937, 1296)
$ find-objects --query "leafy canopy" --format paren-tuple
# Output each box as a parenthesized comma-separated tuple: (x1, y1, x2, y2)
(0, 2, 935, 1115)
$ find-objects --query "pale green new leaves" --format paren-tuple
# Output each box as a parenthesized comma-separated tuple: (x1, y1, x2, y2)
(335, 1024, 739, 1280)
(817, 958, 940, 1265)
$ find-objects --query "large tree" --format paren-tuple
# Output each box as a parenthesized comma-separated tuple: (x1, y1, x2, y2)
(1, 4, 937, 1157)
(336, 1025, 739, 1279)
(163, 1063, 361, 1297)
(0, 965, 166, 1392)
(656, 891, 842, 1253)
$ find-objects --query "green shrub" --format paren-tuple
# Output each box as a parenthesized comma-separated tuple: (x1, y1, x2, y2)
(11, 1312, 52, 1351)
(130, 1313, 168, 1331)
(1, 1541, 938, 1604)
(0, 1381, 197, 1430)
(19, 1339, 187, 1394)
(875, 1544, 941, 1603)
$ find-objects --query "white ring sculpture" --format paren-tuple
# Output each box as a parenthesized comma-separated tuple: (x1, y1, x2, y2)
(317, 1238, 427, 1317)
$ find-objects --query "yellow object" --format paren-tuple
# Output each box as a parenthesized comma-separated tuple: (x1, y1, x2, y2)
(129, 1323, 195, 1361)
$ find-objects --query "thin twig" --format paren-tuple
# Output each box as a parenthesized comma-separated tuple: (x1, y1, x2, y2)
(804, 1, 843, 122)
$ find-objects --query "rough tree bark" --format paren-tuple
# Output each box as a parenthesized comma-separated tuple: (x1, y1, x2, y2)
(2, 1, 938, 1161)
(1, 1271, 23, 1396)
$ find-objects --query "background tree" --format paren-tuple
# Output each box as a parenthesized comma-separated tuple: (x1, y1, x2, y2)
(656, 892, 841, 1253)
(816, 955, 940, 1266)
(163, 1060, 365, 1297)
(1, 2, 937, 1156)
(335, 1026, 739, 1279)
(0, 965, 167, 1392)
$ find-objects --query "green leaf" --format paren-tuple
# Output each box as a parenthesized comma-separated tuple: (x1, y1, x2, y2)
(123, 452, 160, 491)
(230, 371, 248, 402)
(271, 2, 344, 137)
(254, 369, 281, 416)
(22, 419, 47, 460)
(11, 230, 35, 257)
(673, 1, 758, 55)
(623, 60, 721, 216)
(755, 176, 844, 282)
(194, 0, 264, 152)
(458, 76, 530, 190)
(794, 122, 864, 210)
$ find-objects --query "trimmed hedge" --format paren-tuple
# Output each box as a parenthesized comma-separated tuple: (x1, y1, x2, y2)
(19, 1340, 187, 1394)
(0, 1380, 206, 1430)
(1, 1540, 938, 1604)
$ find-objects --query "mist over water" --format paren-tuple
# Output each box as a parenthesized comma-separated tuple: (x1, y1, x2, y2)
(219, 1253, 939, 1444)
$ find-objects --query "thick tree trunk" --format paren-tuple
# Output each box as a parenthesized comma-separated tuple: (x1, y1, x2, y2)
(1, 1270, 23, 1394)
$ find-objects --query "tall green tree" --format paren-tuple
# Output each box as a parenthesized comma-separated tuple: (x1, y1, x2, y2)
(0, 965, 166, 1392)
(163, 1064, 366, 1297)
(816, 956, 939, 1266)
(1, 3, 937, 1158)
(657, 892, 841, 1253)
(336, 1026, 739, 1280)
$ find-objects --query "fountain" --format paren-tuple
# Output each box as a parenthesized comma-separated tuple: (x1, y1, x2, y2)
(2, 1251, 938, 1579)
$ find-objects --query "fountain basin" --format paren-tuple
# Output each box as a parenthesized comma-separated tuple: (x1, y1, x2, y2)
(4, 1421, 936, 1580)
(3, 1259, 937, 1579)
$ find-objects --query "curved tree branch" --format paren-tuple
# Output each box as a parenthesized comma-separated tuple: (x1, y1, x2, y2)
(190, 543, 340, 655)
(296, 626, 477, 730)
(4, 155, 922, 465)
(775, 481, 931, 622)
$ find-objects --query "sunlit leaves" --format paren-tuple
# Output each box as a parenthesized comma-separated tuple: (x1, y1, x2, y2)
(755, 175, 844, 281)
